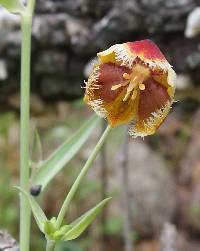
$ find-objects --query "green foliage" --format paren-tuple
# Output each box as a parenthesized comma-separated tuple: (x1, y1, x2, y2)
(32, 115, 100, 191)
(30, 128, 43, 165)
(0, 163, 18, 233)
(104, 216, 123, 236)
(0, 0, 25, 14)
(45, 198, 111, 242)
(15, 186, 47, 232)
(0, 113, 14, 138)
(76, 179, 101, 201)
(62, 198, 111, 241)
(190, 204, 200, 214)
(15, 183, 110, 242)
(0, 113, 18, 234)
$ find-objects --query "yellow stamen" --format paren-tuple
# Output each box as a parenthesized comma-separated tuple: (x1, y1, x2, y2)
(139, 83, 145, 90)
(111, 84, 122, 90)
(111, 64, 150, 102)
(129, 76, 138, 86)
(123, 73, 131, 80)
(127, 82, 135, 92)
(123, 91, 131, 102)
(123, 82, 135, 101)
(131, 90, 137, 100)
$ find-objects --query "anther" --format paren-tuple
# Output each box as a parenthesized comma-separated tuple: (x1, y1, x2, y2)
(123, 73, 131, 80)
(123, 82, 135, 101)
(139, 83, 145, 90)
(131, 90, 137, 100)
(130, 76, 138, 87)
(111, 84, 122, 90)
(127, 82, 135, 92)
(123, 92, 131, 102)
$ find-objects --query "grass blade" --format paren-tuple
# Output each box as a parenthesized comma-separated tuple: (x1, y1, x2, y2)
(0, 0, 25, 14)
(62, 198, 111, 241)
(15, 186, 47, 232)
(32, 115, 100, 190)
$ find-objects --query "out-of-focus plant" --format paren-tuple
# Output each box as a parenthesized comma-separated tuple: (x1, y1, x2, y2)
(0, 1, 176, 251)
(0, 163, 18, 233)
(0, 1, 109, 251)
(0, 113, 18, 235)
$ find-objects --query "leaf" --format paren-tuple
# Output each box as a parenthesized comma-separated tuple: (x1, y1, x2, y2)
(32, 115, 100, 190)
(62, 198, 111, 241)
(15, 186, 47, 232)
(0, 0, 25, 14)
(52, 225, 71, 240)
(30, 128, 43, 165)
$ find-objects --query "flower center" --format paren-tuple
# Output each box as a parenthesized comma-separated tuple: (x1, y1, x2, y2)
(111, 64, 150, 102)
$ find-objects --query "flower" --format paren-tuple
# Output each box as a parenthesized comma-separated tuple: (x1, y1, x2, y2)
(84, 39, 176, 137)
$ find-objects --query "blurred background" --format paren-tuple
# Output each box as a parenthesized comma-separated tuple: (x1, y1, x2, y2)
(1, 0, 200, 250)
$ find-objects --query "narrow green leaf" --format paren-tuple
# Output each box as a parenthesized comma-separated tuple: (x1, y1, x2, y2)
(62, 198, 111, 241)
(30, 128, 43, 165)
(15, 186, 47, 232)
(32, 115, 100, 190)
(59, 225, 71, 234)
(0, 0, 25, 14)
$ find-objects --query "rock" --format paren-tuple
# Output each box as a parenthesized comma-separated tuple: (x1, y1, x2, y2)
(176, 74, 193, 90)
(0, 9, 20, 30)
(34, 50, 67, 75)
(160, 222, 177, 251)
(0, 60, 7, 80)
(177, 109, 200, 232)
(36, 0, 114, 17)
(0, 0, 199, 105)
(108, 139, 176, 237)
(185, 7, 200, 37)
(180, 109, 200, 184)
(33, 14, 69, 46)
(40, 76, 84, 99)
(0, 230, 19, 251)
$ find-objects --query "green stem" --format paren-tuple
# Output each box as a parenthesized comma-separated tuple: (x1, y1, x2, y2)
(56, 125, 112, 227)
(46, 240, 56, 251)
(19, 2, 35, 251)
(27, 0, 35, 15)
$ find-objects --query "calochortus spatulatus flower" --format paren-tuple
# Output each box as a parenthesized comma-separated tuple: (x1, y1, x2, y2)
(84, 39, 176, 137)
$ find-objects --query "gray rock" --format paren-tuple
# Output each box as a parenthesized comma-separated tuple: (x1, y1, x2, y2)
(160, 222, 177, 251)
(185, 7, 200, 37)
(0, 230, 19, 251)
(33, 14, 69, 46)
(35, 50, 67, 75)
(108, 140, 176, 236)
(0, 60, 7, 80)
(40, 76, 83, 99)
(0, 0, 199, 105)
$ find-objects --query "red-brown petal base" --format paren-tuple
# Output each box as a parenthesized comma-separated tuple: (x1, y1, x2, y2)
(139, 78, 170, 120)
(85, 63, 136, 122)
(96, 63, 130, 102)
(129, 77, 172, 137)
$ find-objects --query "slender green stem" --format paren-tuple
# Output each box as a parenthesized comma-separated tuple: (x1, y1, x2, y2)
(19, 2, 35, 251)
(46, 240, 56, 251)
(27, 0, 35, 15)
(56, 125, 112, 228)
